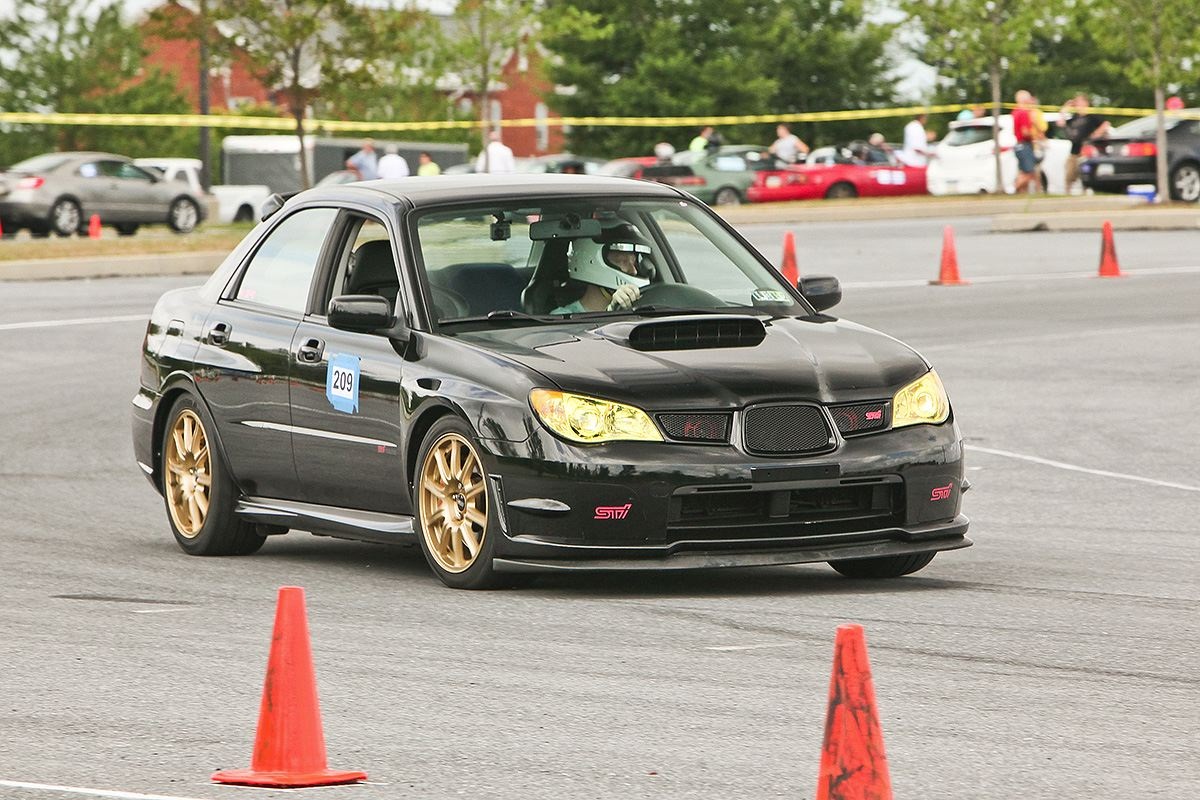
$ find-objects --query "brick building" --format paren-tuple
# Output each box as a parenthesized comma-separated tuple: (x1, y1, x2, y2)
(139, 3, 565, 157)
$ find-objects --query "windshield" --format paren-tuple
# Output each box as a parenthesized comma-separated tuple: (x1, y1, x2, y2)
(943, 125, 997, 147)
(414, 196, 806, 326)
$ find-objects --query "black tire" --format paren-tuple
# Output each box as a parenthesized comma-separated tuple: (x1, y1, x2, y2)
(49, 198, 82, 237)
(233, 204, 255, 223)
(824, 182, 858, 200)
(115, 223, 139, 237)
(828, 551, 936, 579)
(713, 187, 742, 206)
(412, 416, 502, 589)
(1169, 162, 1200, 202)
(168, 197, 200, 233)
(160, 394, 264, 556)
(28, 223, 50, 238)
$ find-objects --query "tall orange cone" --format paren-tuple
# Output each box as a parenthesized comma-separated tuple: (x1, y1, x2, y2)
(815, 624, 893, 800)
(1097, 220, 1124, 278)
(212, 587, 367, 788)
(780, 230, 799, 287)
(930, 225, 968, 285)
(87, 214, 101, 239)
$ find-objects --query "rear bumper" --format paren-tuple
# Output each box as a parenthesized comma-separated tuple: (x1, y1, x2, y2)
(1080, 157, 1156, 192)
(0, 197, 52, 226)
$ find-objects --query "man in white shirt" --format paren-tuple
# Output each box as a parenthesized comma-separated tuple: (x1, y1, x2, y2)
(376, 145, 410, 179)
(898, 113, 932, 167)
(476, 131, 517, 174)
(769, 124, 809, 163)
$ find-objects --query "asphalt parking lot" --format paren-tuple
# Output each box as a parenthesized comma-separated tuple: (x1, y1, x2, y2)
(1, 216, 1198, 800)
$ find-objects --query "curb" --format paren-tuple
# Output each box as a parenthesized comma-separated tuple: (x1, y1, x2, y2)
(717, 195, 1146, 224)
(0, 250, 225, 281)
(990, 209, 1200, 232)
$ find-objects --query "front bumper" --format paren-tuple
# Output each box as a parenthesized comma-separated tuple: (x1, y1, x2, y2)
(482, 421, 969, 571)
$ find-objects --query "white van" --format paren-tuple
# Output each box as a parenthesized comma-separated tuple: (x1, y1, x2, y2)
(927, 114, 1071, 195)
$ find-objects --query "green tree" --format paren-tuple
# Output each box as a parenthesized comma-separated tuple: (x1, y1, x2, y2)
(0, 0, 194, 166)
(205, 0, 399, 188)
(1088, 0, 1200, 200)
(444, 0, 536, 165)
(541, 0, 896, 158)
(902, 0, 1062, 189)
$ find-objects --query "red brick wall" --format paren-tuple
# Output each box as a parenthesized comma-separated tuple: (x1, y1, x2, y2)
(141, 4, 273, 111)
(492, 42, 564, 157)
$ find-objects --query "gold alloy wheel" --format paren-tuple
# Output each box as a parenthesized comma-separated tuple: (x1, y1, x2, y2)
(419, 432, 488, 573)
(164, 409, 212, 538)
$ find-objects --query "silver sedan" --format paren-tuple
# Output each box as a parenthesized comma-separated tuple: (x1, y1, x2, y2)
(0, 151, 207, 237)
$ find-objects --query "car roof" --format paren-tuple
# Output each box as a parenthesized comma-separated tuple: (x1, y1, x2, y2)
(295, 173, 683, 209)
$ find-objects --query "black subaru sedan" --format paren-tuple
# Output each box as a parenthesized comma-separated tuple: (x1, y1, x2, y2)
(132, 174, 969, 589)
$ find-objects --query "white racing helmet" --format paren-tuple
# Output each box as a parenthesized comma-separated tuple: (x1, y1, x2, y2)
(566, 227, 654, 292)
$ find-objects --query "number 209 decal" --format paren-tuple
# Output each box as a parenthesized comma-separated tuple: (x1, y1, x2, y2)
(326, 353, 361, 414)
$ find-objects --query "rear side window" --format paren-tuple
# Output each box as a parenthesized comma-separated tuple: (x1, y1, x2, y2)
(235, 208, 338, 313)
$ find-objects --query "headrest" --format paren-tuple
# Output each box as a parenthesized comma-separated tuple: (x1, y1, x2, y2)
(349, 240, 397, 291)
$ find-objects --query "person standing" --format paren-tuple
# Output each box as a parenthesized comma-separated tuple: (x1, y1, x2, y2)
(376, 144, 410, 180)
(417, 152, 441, 176)
(898, 113, 932, 167)
(769, 124, 809, 163)
(475, 131, 517, 174)
(1012, 90, 1041, 194)
(345, 138, 378, 180)
(1059, 94, 1109, 194)
(689, 126, 714, 152)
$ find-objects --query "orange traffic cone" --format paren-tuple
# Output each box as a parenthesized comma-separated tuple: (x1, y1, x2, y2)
(780, 230, 800, 287)
(87, 214, 101, 239)
(930, 225, 968, 285)
(212, 587, 367, 788)
(815, 624, 893, 800)
(1098, 221, 1124, 278)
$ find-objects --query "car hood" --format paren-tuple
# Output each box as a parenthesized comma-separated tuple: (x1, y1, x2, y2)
(453, 315, 929, 409)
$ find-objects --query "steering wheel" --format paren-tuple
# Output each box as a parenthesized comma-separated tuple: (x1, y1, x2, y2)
(633, 282, 725, 310)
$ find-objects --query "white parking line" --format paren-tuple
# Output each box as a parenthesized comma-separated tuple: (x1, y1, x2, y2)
(0, 314, 146, 331)
(0, 780, 213, 800)
(705, 643, 794, 652)
(968, 446, 1200, 493)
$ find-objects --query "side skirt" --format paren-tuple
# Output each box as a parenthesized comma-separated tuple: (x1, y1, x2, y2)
(235, 496, 416, 546)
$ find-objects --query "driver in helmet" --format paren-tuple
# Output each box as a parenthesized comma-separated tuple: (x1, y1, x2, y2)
(551, 225, 654, 314)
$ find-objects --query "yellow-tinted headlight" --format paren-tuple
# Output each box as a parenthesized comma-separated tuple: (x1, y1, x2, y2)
(892, 369, 950, 428)
(529, 389, 663, 443)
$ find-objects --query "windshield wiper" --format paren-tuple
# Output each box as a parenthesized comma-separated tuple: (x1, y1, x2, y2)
(439, 309, 558, 326)
(568, 306, 744, 319)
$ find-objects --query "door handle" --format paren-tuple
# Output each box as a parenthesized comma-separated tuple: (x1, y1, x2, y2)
(208, 321, 231, 346)
(297, 337, 325, 363)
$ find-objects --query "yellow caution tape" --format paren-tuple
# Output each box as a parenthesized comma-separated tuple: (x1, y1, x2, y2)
(1, 104, 1191, 132)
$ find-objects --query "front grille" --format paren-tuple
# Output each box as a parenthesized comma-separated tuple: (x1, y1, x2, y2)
(743, 404, 833, 455)
(668, 480, 903, 541)
(658, 413, 731, 443)
(830, 402, 889, 436)
(627, 317, 766, 351)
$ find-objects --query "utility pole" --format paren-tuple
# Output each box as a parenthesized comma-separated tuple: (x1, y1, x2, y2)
(198, 0, 212, 191)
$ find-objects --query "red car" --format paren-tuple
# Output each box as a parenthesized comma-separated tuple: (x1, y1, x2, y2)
(747, 143, 928, 202)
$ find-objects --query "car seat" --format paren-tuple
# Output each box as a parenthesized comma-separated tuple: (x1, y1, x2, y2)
(345, 240, 400, 309)
(521, 239, 570, 314)
(441, 263, 527, 316)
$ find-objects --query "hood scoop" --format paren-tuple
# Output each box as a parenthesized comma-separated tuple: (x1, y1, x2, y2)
(596, 314, 767, 351)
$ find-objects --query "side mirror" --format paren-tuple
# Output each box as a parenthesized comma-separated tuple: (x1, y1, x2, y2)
(800, 275, 841, 312)
(328, 294, 395, 333)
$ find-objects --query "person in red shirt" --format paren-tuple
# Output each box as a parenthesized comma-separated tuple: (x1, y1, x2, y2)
(1011, 90, 1041, 194)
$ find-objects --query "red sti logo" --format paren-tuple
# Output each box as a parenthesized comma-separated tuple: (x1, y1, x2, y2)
(930, 483, 953, 502)
(865, 410, 883, 421)
(594, 503, 632, 520)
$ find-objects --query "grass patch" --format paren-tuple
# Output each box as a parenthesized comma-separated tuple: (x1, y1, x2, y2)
(0, 223, 253, 262)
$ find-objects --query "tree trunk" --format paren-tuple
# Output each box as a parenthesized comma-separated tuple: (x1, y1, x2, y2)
(991, 60, 1002, 193)
(1154, 84, 1168, 203)
(198, 0, 211, 192)
(292, 96, 309, 190)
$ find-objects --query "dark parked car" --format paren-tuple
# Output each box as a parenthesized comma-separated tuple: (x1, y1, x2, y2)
(1080, 112, 1200, 201)
(0, 151, 206, 236)
(132, 174, 970, 589)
